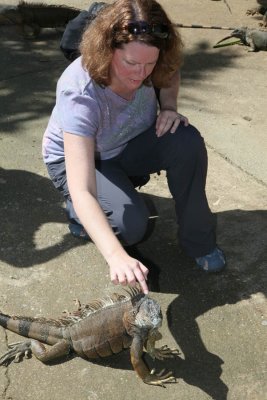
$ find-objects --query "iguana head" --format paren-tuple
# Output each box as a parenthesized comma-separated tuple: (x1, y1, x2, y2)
(134, 297, 162, 330)
(123, 291, 162, 335)
(215, 27, 248, 47)
(229, 28, 248, 42)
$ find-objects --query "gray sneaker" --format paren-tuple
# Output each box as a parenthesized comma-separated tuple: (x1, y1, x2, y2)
(195, 247, 226, 272)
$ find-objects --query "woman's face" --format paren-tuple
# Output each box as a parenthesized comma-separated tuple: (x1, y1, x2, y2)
(109, 41, 160, 94)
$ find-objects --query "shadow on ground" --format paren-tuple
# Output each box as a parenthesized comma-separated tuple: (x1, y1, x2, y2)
(0, 167, 86, 266)
(129, 193, 267, 400)
(0, 27, 68, 134)
(1, 168, 266, 400)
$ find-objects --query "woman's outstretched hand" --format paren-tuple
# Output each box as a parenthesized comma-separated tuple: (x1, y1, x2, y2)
(107, 249, 149, 294)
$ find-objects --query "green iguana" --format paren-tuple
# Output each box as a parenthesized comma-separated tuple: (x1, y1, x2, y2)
(247, 0, 267, 27)
(0, 1, 81, 37)
(0, 287, 178, 387)
(214, 27, 267, 51)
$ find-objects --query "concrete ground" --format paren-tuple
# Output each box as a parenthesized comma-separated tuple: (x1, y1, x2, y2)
(0, 0, 266, 399)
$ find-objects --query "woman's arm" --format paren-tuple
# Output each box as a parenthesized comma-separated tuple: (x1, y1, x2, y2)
(64, 132, 149, 293)
(156, 70, 189, 137)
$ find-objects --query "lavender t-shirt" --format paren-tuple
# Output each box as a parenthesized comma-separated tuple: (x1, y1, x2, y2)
(42, 56, 158, 163)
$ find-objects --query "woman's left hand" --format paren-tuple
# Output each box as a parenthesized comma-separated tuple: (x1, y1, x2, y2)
(155, 109, 189, 137)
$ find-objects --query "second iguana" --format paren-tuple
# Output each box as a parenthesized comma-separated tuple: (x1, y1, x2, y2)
(0, 287, 178, 386)
(214, 27, 267, 51)
(0, 1, 81, 37)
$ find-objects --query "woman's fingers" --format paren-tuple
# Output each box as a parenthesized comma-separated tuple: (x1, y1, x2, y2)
(131, 262, 149, 294)
(156, 111, 189, 137)
(110, 261, 149, 294)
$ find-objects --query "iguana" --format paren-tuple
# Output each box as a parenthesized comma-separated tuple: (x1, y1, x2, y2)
(0, 287, 178, 387)
(247, 0, 267, 27)
(214, 27, 267, 51)
(0, 1, 81, 37)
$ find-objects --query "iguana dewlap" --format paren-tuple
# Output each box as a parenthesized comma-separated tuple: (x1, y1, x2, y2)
(0, 287, 178, 386)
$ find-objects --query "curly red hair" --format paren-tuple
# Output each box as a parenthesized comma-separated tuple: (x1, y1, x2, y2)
(79, 0, 183, 88)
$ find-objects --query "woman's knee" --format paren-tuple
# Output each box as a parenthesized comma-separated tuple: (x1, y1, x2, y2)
(178, 124, 205, 151)
(171, 124, 207, 166)
(160, 124, 206, 172)
(116, 205, 149, 245)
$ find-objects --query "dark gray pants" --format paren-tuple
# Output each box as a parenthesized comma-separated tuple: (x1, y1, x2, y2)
(46, 123, 216, 257)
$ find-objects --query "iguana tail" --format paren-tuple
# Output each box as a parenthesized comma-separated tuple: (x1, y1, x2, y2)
(0, 311, 66, 346)
(0, 312, 9, 329)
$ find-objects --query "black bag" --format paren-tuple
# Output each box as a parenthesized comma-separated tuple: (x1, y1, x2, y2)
(60, 2, 107, 62)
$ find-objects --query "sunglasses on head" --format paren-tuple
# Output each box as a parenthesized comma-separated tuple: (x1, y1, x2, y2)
(121, 21, 169, 39)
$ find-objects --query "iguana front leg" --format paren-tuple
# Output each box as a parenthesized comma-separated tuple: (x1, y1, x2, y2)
(130, 335, 176, 387)
(145, 329, 180, 361)
(0, 339, 70, 366)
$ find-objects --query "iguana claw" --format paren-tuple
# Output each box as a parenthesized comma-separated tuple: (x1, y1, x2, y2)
(0, 341, 32, 366)
(153, 345, 180, 360)
(144, 368, 176, 387)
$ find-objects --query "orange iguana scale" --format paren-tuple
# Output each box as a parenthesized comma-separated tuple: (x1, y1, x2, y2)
(0, 287, 178, 386)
